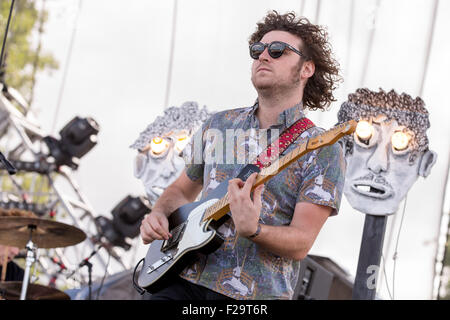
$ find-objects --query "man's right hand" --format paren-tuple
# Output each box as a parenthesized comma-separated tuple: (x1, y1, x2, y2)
(140, 211, 172, 244)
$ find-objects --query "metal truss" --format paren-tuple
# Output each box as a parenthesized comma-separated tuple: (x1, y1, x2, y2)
(0, 84, 128, 290)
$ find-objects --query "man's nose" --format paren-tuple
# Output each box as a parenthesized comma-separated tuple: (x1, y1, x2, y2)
(367, 143, 389, 174)
(258, 46, 271, 61)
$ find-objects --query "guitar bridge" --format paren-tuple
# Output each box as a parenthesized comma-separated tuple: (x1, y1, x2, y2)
(147, 253, 173, 274)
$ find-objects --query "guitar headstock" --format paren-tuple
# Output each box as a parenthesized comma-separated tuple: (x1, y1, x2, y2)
(307, 120, 357, 151)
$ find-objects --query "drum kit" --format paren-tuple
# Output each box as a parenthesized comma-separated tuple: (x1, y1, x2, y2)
(0, 215, 87, 300)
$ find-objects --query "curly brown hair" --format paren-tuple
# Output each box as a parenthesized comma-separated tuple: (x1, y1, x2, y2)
(249, 10, 342, 111)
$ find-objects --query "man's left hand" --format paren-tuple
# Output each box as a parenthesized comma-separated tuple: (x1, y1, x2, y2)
(227, 172, 264, 237)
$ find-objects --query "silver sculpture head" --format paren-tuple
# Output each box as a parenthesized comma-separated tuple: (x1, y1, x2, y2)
(130, 101, 212, 204)
(337, 88, 437, 215)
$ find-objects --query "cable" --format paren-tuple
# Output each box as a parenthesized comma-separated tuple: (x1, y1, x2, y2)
(434, 150, 450, 299)
(132, 258, 145, 295)
(359, 0, 381, 86)
(27, 0, 47, 109)
(51, 0, 83, 134)
(0, 0, 16, 82)
(299, 0, 306, 16)
(163, 0, 178, 109)
(391, 194, 408, 299)
(381, 254, 393, 300)
(419, 0, 439, 97)
(342, 0, 355, 95)
(95, 249, 111, 300)
(314, 0, 322, 23)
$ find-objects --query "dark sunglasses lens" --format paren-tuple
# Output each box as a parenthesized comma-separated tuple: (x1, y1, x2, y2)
(268, 42, 285, 58)
(250, 43, 265, 59)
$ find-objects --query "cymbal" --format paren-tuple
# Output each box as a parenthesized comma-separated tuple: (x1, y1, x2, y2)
(0, 216, 86, 249)
(0, 281, 70, 300)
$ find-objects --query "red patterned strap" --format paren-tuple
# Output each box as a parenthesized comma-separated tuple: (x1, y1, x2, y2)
(254, 117, 315, 169)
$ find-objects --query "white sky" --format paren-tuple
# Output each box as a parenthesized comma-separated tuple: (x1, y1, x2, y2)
(21, 0, 450, 299)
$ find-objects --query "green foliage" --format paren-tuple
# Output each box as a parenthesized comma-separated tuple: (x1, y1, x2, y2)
(0, 0, 58, 103)
(0, 172, 53, 204)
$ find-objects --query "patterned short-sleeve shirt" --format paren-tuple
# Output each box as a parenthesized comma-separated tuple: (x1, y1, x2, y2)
(179, 101, 346, 300)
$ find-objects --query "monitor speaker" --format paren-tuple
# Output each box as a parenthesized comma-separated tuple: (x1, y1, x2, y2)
(293, 254, 353, 300)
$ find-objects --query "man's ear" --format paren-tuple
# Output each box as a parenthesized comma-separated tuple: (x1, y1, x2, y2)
(301, 60, 315, 79)
(418, 149, 437, 177)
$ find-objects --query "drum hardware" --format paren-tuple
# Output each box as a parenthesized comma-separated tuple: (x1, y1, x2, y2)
(20, 226, 36, 300)
(0, 216, 86, 300)
(0, 281, 70, 300)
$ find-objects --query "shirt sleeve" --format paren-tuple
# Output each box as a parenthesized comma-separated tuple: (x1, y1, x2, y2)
(296, 142, 346, 216)
(183, 116, 213, 183)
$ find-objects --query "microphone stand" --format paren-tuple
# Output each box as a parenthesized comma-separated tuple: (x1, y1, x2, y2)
(67, 245, 103, 300)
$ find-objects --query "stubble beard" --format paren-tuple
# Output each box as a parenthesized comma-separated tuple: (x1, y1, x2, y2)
(252, 62, 303, 100)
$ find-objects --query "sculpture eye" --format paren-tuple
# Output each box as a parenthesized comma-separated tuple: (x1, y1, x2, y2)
(150, 136, 170, 156)
(175, 133, 190, 153)
(354, 120, 377, 148)
(391, 131, 410, 154)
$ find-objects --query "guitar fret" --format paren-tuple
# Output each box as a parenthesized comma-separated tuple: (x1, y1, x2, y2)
(203, 192, 230, 222)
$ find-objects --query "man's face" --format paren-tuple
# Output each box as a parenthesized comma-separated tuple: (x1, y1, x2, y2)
(251, 30, 304, 95)
(343, 116, 423, 215)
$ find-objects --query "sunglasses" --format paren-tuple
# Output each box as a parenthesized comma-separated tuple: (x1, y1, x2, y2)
(249, 41, 309, 60)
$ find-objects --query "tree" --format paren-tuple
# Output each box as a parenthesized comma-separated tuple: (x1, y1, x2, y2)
(0, 0, 58, 105)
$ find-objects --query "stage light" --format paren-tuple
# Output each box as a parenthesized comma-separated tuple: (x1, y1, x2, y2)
(59, 116, 99, 159)
(111, 195, 151, 238)
(43, 116, 99, 169)
(94, 195, 151, 250)
(391, 131, 409, 151)
(94, 216, 131, 250)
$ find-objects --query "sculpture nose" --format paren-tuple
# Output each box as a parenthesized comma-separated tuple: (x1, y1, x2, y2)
(367, 143, 388, 174)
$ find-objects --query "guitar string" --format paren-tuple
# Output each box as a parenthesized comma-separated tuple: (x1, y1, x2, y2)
(183, 125, 317, 227)
(171, 122, 345, 234)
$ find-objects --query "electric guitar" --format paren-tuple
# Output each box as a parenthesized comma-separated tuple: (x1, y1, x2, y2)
(137, 120, 357, 293)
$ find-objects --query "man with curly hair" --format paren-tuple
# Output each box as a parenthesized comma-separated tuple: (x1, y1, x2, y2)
(140, 10, 345, 300)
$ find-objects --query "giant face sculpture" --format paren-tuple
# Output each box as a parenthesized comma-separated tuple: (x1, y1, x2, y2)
(130, 102, 212, 205)
(337, 88, 437, 215)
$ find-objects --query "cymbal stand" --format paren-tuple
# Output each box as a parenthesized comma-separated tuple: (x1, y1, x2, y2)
(20, 225, 37, 300)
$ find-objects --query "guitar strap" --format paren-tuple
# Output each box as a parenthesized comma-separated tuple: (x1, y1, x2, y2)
(236, 117, 315, 181)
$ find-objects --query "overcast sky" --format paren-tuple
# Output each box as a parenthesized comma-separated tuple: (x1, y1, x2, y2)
(16, 0, 450, 299)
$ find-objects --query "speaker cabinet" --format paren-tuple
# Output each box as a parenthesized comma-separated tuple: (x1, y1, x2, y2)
(293, 254, 353, 300)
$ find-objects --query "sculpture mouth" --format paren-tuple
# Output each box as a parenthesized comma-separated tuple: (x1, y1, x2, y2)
(351, 182, 393, 199)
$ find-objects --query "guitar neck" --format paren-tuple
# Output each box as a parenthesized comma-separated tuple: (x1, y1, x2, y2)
(201, 120, 356, 223)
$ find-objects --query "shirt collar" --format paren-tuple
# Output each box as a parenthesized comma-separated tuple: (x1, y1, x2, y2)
(249, 100, 306, 129)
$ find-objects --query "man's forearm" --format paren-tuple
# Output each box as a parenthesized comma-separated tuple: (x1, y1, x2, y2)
(251, 224, 312, 261)
(151, 185, 193, 217)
